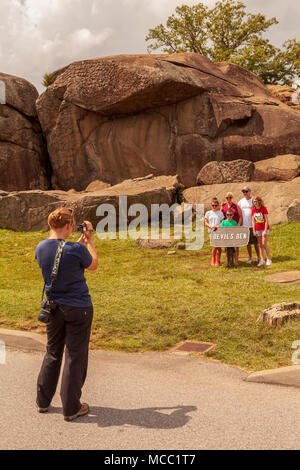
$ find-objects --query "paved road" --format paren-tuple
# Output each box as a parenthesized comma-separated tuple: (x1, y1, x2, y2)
(0, 347, 300, 450)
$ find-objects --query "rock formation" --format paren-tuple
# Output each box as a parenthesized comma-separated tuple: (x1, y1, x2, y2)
(0, 174, 180, 231)
(183, 179, 300, 225)
(257, 302, 300, 327)
(36, 53, 300, 191)
(0, 73, 49, 191)
(267, 85, 300, 111)
(287, 199, 300, 222)
(197, 159, 254, 185)
(197, 154, 300, 185)
(253, 154, 300, 181)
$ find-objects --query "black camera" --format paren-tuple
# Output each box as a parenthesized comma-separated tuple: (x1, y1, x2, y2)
(38, 299, 57, 324)
(77, 223, 94, 233)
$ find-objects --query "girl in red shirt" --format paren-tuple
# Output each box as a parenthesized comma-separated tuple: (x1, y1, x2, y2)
(252, 196, 272, 267)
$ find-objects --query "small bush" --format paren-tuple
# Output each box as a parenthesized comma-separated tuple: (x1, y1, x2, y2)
(42, 73, 55, 88)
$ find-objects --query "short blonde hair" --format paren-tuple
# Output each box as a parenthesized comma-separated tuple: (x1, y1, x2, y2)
(48, 207, 74, 229)
(211, 197, 219, 204)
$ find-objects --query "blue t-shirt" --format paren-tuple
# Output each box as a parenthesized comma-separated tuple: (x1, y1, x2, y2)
(35, 239, 93, 307)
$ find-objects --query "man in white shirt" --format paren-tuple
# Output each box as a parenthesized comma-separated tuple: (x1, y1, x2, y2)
(238, 186, 260, 264)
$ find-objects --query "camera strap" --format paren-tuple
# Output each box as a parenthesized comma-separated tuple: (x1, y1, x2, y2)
(41, 240, 66, 301)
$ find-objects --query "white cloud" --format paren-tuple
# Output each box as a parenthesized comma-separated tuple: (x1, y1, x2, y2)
(0, 0, 298, 93)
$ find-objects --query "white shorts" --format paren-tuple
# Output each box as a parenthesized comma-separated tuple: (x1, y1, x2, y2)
(256, 229, 270, 237)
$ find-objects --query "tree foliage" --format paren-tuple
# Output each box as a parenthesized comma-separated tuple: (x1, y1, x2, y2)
(42, 72, 55, 88)
(146, 0, 300, 85)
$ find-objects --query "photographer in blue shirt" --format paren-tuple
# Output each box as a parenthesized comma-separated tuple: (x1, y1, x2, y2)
(35, 207, 98, 421)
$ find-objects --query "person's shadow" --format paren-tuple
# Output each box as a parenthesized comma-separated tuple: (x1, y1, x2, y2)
(49, 405, 197, 429)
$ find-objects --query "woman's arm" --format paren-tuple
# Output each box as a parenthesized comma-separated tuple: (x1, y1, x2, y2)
(78, 221, 98, 271)
(237, 205, 243, 226)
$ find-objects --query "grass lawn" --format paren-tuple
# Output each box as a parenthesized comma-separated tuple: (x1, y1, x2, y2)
(0, 222, 299, 372)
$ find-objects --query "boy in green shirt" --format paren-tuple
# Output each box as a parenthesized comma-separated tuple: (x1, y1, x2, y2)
(221, 210, 237, 267)
(221, 212, 238, 227)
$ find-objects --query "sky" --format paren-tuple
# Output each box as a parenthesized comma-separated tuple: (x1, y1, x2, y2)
(0, 0, 299, 93)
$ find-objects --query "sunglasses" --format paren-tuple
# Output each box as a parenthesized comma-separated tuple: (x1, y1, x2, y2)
(242, 190, 249, 194)
(253, 200, 260, 204)
(212, 204, 218, 207)
(226, 196, 233, 199)
(226, 213, 233, 217)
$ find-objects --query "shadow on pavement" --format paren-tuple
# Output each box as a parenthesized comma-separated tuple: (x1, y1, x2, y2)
(49, 405, 197, 429)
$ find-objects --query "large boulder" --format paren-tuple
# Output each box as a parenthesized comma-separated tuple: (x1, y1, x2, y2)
(257, 302, 300, 327)
(73, 174, 181, 228)
(196, 159, 254, 185)
(253, 154, 300, 181)
(0, 73, 49, 191)
(267, 85, 300, 110)
(183, 180, 300, 225)
(85, 180, 111, 191)
(287, 200, 300, 222)
(0, 190, 78, 231)
(36, 53, 300, 191)
(0, 175, 180, 231)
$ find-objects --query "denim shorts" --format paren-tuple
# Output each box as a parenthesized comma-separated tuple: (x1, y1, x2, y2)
(256, 229, 270, 236)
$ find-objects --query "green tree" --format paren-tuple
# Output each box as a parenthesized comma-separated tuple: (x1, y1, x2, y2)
(146, 0, 300, 85)
(42, 72, 55, 88)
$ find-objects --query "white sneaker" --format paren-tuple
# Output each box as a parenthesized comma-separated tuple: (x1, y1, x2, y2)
(257, 259, 265, 267)
(246, 258, 253, 264)
(266, 259, 272, 266)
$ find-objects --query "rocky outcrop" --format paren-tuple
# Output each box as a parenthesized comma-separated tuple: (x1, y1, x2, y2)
(253, 154, 300, 181)
(0, 174, 180, 231)
(197, 154, 300, 185)
(267, 85, 300, 110)
(287, 199, 300, 222)
(73, 174, 181, 228)
(136, 238, 176, 249)
(257, 302, 300, 327)
(196, 159, 254, 185)
(183, 179, 300, 225)
(36, 53, 300, 191)
(0, 190, 77, 231)
(85, 180, 111, 191)
(0, 73, 49, 191)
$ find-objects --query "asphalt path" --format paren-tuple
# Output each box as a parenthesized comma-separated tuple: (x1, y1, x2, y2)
(1, 348, 300, 450)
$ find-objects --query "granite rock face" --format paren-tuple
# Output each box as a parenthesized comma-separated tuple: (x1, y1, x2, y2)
(267, 84, 300, 111)
(183, 179, 300, 225)
(287, 199, 300, 222)
(257, 302, 300, 326)
(253, 154, 300, 181)
(197, 159, 254, 185)
(36, 53, 300, 191)
(0, 73, 49, 191)
(0, 174, 180, 231)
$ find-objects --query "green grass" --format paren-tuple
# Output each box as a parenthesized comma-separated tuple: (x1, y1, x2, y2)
(0, 223, 299, 372)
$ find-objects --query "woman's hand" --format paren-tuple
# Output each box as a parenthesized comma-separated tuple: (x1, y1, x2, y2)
(78, 221, 94, 245)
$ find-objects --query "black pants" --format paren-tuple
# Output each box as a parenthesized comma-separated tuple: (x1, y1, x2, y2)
(36, 304, 93, 417)
(225, 247, 235, 268)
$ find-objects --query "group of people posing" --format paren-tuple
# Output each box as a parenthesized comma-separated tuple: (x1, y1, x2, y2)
(204, 186, 272, 268)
